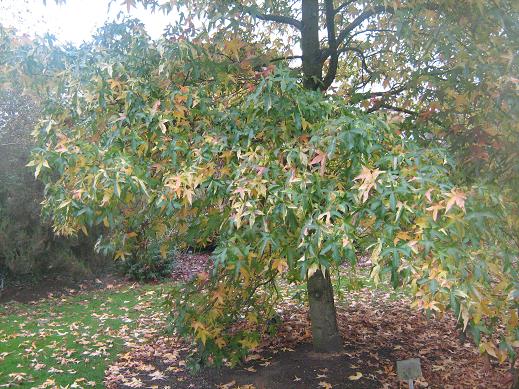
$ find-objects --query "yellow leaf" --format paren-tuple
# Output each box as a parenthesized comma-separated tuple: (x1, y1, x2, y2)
(114, 250, 129, 260)
(240, 266, 250, 284)
(224, 38, 244, 61)
(159, 244, 168, 259)
(426, 203, 443, 221)
(455, 93, 468, 108)
(370, 264, 381, 285)
(217, 381, 236, 389)
(354, 167, 384, 202)
(246, 312, 257, 324)
(101, 189, 113, 206)
(239, 337, 259, 350)
(481, 341, 498, 359)
(460, 305, 470, 331)
(215, 337, 226, 349)
(272, 259, 288, 273)
(393, 231, 411, 245)
(81, 225, 88, 236)
(348, 372, 363, 381)
(307, 263, 319, 278)
(319, 381, 333, 388)
(58, 199, 72, 209)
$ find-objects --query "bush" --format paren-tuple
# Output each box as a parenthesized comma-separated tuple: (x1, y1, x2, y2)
(0, 90, 108, 284)
(118, 240, 176, 282)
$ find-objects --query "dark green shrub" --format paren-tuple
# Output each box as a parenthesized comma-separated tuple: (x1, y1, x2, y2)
(118, 240, 176, 282)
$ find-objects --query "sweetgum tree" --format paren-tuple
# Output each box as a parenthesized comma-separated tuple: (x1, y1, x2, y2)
(1, 0, 517, 370)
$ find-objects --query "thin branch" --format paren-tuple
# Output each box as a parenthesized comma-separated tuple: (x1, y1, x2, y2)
(254, 13, 302, 29)
(367, 103, 417, 115)
(357, 84, 407, 100)
(270, 55, 303, 63)
(336, 5, 394, 48)
(367, 103, 444, 126)
(343, 28, 396, 46)
(237, 4, 302, 30)
(334, 0, 358, 15)
(322, 0, 338, 89)
(341, 46, 372, 74)
(321, 30, 395, 62)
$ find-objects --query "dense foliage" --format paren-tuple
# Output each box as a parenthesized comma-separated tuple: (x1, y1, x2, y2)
(0, 90, 104, 281)
(0, 0, 517, 371)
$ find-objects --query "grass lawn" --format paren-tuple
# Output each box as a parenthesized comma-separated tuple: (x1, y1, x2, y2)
(0, 265, 403, 388)
(0, 266, 399, 388)
(0, 283, 167, 388)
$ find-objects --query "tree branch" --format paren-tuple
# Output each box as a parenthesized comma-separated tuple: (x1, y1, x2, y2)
(270, 55, 303, 63)
(322, 0, 339, 90)
(334, 0, 358, 15)
(367, 103, 417, 115)
(336, 5, 394, 48)
(238, 5, 302, 30)
(337, 46, 373, 75)
(366, 103, 444, 126)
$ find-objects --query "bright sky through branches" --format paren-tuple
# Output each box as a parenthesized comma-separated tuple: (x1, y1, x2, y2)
(0, 0, 173, 44)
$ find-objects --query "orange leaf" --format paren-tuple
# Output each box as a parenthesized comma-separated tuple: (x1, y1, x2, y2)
(310, 151, 326, 165)
(445, 189, 467, 213)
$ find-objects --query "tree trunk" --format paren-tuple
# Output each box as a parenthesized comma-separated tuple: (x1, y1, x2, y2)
(307, 269, 343, 352)
(301, 0, 322, 90)
(300, 0, 343, 353)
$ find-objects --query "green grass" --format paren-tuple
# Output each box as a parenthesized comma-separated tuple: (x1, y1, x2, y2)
(0, 283, 167, 388)
(0, 267, 405, 388)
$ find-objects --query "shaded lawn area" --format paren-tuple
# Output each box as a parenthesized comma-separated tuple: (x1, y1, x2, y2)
(0, 282, 167, 388)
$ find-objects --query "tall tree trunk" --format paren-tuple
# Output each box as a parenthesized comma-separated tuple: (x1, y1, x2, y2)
(300, 1, 342, 352)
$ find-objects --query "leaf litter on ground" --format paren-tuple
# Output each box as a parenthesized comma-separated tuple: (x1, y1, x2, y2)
(104, 254, 514, 389)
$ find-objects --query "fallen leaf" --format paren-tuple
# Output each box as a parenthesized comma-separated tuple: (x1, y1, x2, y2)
(348, 372, 363, 381)
(218, 381, 236, 389)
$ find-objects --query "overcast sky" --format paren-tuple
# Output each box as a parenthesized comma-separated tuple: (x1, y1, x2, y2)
(0, 0, 174, 44)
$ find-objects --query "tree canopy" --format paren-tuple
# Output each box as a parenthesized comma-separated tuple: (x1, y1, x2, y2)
(0, 0, 517, 369)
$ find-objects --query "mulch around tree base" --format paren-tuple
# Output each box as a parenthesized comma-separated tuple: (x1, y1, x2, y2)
(105, 287, 513, 389)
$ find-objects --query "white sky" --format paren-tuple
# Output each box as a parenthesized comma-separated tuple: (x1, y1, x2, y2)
(0, 0, 174, 44)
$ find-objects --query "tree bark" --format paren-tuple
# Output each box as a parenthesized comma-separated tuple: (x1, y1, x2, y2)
(307, 268, 343, 352)
(301, 0, 322, 90)
(300, 0, 343, 353)
(512, 366, 519, 389)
